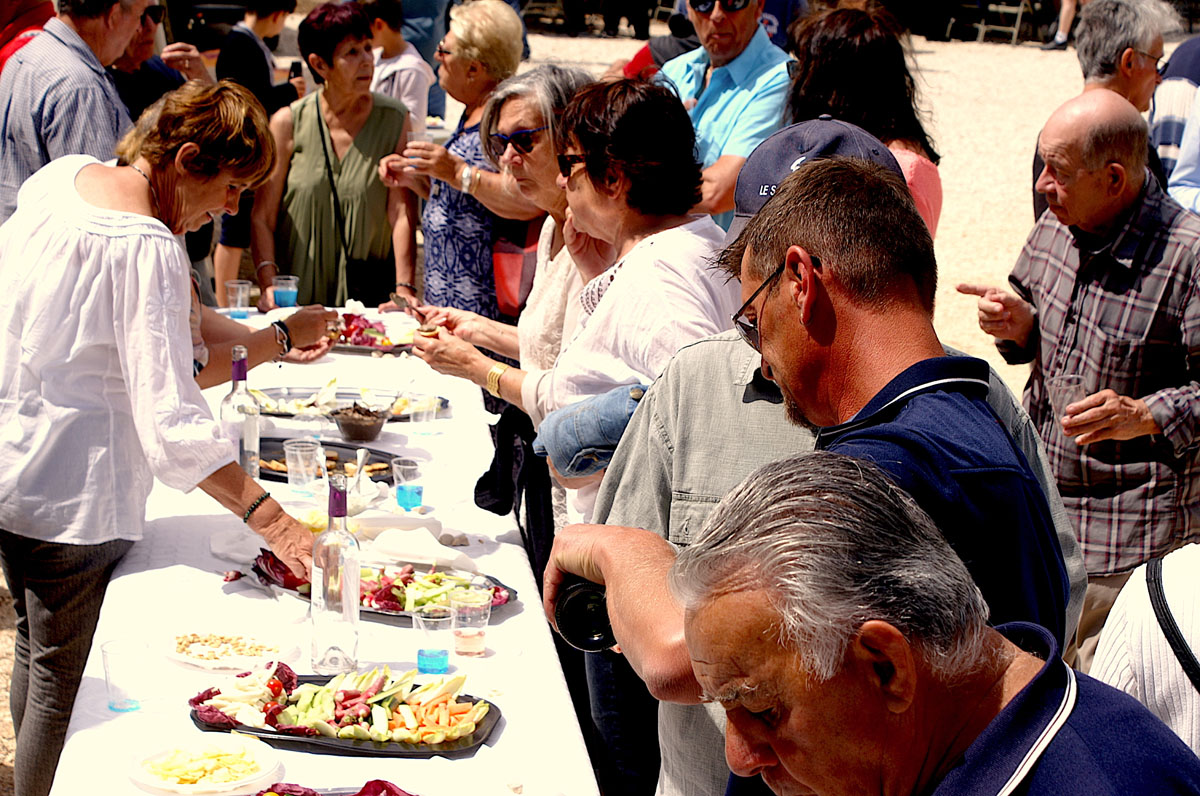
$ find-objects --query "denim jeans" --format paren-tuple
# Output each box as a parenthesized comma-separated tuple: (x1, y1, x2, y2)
(0, 530, 133, 796)
(533, 384, 649, 477)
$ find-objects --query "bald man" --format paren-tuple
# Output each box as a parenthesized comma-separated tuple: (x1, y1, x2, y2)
(959, 89, 1200, 672)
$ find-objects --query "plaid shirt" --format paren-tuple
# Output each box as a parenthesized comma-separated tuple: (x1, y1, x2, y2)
(999, 176, 1200, 575)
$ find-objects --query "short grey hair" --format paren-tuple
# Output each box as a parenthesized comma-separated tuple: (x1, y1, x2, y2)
(1079, 110, 1148, 174)
(669, 452, 990, 682)
(1076, 0, 1179, 82)
(479, 65, 594, 168)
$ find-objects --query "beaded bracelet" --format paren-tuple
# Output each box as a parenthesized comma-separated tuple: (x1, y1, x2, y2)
(394, 281, 417, 292)
(243, 491, 271, 524)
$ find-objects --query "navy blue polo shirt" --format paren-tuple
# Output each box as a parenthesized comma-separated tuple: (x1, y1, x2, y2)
(815, 356, 1069, 645)
(729, 623, 1200, 795)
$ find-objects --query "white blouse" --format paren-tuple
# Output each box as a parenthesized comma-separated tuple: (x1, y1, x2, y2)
(0, 155, 235, 545)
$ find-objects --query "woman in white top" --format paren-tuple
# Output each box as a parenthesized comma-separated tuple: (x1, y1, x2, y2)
(413, 79, 741, 522)
(0, 81, 314, 796)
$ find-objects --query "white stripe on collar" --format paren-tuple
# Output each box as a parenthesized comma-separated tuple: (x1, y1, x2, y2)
(822, 376, 991, 439)
(996, 666, 1078, 796)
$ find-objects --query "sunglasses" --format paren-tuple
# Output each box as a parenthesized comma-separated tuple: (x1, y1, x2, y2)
(489, 125, 548, 157)
(142, 4, 165, 24)
(435, 43, 453, 57)
(688, 0, 752, 14)
(731, 258, 819, 352)
(557, 153, 586, 179)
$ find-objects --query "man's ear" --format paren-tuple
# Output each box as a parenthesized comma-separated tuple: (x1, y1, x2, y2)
(781, 245, 819, 326)
(848, 620, 918, 714)
(1117, 46, 1138, 78)
(1107, 162, 1128, 196)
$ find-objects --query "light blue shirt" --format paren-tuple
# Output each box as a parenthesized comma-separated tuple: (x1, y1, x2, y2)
(1167, 83, 1200, 213)
(659, 25, 790, 229)
(0, 18, 131, 224)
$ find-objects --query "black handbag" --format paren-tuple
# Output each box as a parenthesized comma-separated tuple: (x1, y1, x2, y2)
(315, 104, 395, 306)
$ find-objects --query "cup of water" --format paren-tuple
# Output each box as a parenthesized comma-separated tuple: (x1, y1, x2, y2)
(1046, 374, 1087, 421)
(102, 639, 149, 711)
(283, 439, 325, 496)
(225, 280, 252, 319)
(414, 607, 451, 674)
(273, 275, 299, 308)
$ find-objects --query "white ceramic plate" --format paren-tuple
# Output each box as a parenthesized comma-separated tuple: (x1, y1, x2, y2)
(130, 733, 282, 795)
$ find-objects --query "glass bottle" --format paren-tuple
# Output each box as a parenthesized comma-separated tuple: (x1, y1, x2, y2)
(311, 473, 361, 674)
(554, 576, 615, 652)
(218, 345, 260, 478)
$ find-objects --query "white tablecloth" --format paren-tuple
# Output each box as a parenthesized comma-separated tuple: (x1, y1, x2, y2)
(49, 332, 599, 796)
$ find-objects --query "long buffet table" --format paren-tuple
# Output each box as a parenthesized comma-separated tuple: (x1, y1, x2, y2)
(49, 312, 600, 796)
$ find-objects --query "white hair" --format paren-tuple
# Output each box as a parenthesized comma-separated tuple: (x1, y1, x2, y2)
(669, 451, 991, 682)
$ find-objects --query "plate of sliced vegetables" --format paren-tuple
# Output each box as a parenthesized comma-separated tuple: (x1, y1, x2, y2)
(130, 732, 282, 795)
(250, 551, 516, 620)
(189, 664, 499, 758)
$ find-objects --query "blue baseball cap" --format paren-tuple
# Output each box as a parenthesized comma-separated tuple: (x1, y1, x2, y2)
(725, 116, 905, 244)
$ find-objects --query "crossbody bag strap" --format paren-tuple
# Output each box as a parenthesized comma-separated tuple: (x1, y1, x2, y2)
(1147, 557, 1200, 695)
(314, 99, 351, 257)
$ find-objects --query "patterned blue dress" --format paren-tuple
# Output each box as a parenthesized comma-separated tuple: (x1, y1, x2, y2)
(421, 117, 498, 319)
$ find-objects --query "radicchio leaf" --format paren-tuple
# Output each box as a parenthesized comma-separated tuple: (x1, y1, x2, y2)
(188, 687, 221, 708)
(490, 586, 510, 607)
(252, 548, 310, 591)
(356, 781, 419, 796)
(255, 785, 320, 796)
(273, 661, 298, 693)
(194, 704, 238, 728)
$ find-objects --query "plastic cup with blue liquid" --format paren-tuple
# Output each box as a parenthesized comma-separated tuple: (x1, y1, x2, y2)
(273, 275, 299, 308)
(392, 457, 422, 509)
(225, 280, 252, 319)
(414, 607, 451, 674)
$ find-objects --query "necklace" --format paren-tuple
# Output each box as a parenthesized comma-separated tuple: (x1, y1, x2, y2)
(128, 163, 159, 216)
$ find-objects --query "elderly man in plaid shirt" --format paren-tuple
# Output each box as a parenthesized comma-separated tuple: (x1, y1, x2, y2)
(960, 89, 1200, 673)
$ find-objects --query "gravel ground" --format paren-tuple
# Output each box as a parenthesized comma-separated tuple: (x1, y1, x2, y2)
(0, 23, 1175, 795)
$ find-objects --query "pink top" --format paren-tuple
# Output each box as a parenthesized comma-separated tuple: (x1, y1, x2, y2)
(889, 145, 942, 239)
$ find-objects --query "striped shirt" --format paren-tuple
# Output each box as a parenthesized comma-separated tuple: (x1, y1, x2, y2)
(0, 17, 131, 224)
(999, 175, 1200, 575)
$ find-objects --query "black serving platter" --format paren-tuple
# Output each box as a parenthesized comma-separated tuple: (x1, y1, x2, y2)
(258, 437, 395, 485)
(190, 676, 501, 758)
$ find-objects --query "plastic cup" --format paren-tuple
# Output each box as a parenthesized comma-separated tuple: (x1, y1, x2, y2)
(451, 588, 491, 657)
(414, 607, 451, 674)
(391, 457, 420, 483)
(225, 280, 252, 319)
(102, 639, 150, 711)
(1046, 374, 1087, 420)
(273, 275, 299, 308)
(283, 439, 324, 494)
(403, 393, 438, 433)
(395, 484, 423, 510)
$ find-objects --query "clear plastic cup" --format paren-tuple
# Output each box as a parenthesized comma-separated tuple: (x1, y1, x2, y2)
(1046, 374, 1087, 420)
(451, 588, 491, 657)
(283, 439, 324, 494)
(273, 275, 299, 308)
(403, 393, 439, 433)
(103, 639, 150, 711)
(414, 607, 451, 674)
(225, 280, 252, 319)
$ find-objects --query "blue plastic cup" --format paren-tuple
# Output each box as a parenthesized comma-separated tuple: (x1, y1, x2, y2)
(273, 275, 299, 308)
(396, 483, 423, 510)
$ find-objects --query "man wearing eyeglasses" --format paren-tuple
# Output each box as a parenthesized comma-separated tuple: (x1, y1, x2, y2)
(545, 120, 1081, 796)
(657, 0, 789, 230)
(1030, 0, 1169, 222)
(0, 0, 153, 225)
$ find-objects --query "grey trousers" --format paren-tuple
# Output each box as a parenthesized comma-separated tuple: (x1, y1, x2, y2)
(0, 530, 133, 796)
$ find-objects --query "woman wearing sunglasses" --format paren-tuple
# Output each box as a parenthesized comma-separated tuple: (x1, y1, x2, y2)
(377, 0, 539, 321)
(786, 6, 942, 236)
(412, 79, 741, 523)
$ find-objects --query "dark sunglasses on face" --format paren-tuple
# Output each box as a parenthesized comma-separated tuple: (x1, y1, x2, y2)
(731, 257, 820, 352)
(435, 43, 453, 57)
(142, 5, 165, 24)
(489, 125, 548, 157)
(557, 153, 586, 179)
(688, 0, 752, 14)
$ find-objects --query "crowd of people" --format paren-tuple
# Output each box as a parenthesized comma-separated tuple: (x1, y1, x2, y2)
(3, 0, 1200, 794)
